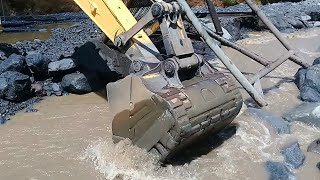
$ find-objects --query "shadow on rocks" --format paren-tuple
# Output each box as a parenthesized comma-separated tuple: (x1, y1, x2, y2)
(70, 41, 124, 96)
(166, 124, 238, 166)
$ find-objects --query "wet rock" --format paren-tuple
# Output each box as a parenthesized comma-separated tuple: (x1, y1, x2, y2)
(25, 105, 38, 113)
(0, 54, 26, 74)
(314, 22, 320, 27)
(295, 63, 320, 102)
(51, 83, 63, 96)
(301, 15, 311, 21)
(312, 57, 320, 65)
(281, 142, 305, 169)
(0, 51, 6, 60)
(307, 138, 320, 155)
(0, 97, 41, 120)
(220, 17, 241, 41)
(294, 68, 307, 90)
(61, 73, 92, 94)
(0, 71, 31, 102)
(246, 108, 290, 134)
(48, 58, 77, 76)
(265, 161, 296, 180)
(287, 17, 304, 29)
(25, 52, 50, 79)
(0, 43, 20, 57)
(0, 116, 6, 124)
(283, 103, 320, 128)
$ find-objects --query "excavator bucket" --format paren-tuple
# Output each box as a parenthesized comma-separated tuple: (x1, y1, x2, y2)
(108, 72, 242, 161)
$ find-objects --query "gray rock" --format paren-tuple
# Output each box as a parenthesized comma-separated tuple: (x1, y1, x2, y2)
(314, 22, 320, 27)
(0, 116, 6, 124)
(294, 68, 307, 90)
(0, 77, 8, 98)
(0, 54, 25, 74)
(25, 52, 50, 78)
(265, 161, 296, 180)
(0, 71, 31, 102)
(281, 142, 305, 169)
(312, 57, 320, 65)
(48, 58, 77, 76)
(52, 83, 61, 92)
(246, 108, 290, 134)
(51, 83, 63, 96)
(0, 51, 6, 60)
(283, 103, 320, 128)
(61, 73, 92, 94)
(307, 138, 320, 155)
(301, 15, 311, 21)
(300, 86, 320, 102)
(287, 17, 304, 29)
(317, 162, 320, 170)
(295, 64, 320, 102)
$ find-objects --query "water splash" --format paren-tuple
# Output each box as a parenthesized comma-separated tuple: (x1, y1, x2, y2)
(81, 138, 198, 180)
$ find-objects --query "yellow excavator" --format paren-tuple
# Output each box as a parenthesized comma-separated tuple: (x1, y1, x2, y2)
(71, 0, 242, 161)
(71, 0, 307, 162)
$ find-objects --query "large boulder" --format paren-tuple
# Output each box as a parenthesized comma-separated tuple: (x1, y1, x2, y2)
(281, 142, 305, 169)
(48, 58, 77, 76)
(61, 73, 92, 94)
(265, 161, 296, 180)
(25, 52, 50, 79)
(246, 108, 290, 134)
(0, 71, 31, 102)
(0, 54, 26, 74)
(295, 62, 320, 102)
(283, 103, 320, 128)
(307, 138, 320, 155)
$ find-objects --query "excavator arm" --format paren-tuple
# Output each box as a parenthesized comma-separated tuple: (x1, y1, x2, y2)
(72, 0, 243, 162)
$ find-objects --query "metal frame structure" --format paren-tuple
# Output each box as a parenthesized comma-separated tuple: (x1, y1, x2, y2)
(180, 0, 310, 106)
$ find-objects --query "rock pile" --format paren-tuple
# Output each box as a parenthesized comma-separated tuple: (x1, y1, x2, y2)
(0, 42, 116, 123)
(246, 108, 312, 179)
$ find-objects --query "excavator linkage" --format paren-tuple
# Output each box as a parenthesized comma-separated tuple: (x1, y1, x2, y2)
(72, 0, 308, 161)
(71, 0, 243, 161)
(75, 0, 309, 161)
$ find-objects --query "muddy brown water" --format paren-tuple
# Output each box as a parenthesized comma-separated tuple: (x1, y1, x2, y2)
(0, 28, 320, 180)
(0, 22, 74, 44)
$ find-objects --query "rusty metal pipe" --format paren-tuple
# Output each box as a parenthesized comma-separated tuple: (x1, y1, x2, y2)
(202, 24, 269, 66)
(244, 0, 310, 68)
(249, 50, 295, 84)
(205, 0, 223, 36)
(178, 0, 267, 107)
